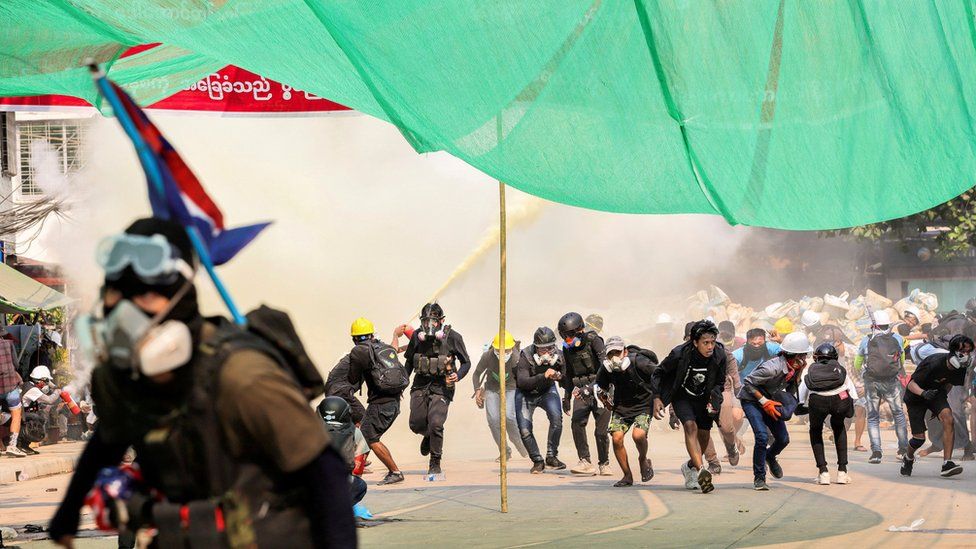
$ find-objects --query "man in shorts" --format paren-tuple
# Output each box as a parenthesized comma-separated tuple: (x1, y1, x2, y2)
(596, 336, 657, 487)
(901, 334, 974, 478)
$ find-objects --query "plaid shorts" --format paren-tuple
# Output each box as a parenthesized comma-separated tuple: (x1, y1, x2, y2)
(609, 412, 651, 433)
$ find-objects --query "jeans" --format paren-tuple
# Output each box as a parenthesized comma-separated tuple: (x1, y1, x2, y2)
(485, 389, 527, 456)
(515, 386, 563, 463)
(863, 378, 909, 453)
(571, 395, 610, 465)
(742, 399, 790, 481)
(350, 475, 367, 506)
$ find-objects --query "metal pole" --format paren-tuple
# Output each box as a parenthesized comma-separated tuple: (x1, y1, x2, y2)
(497, 180, 508, 513)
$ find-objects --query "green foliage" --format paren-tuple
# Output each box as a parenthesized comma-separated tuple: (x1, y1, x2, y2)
(822, 188, 976, 258)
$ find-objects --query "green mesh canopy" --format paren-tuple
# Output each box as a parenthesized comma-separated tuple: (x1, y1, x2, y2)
(3, 0, 975, 229)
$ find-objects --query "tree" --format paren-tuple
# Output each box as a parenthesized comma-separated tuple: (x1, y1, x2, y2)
(822, 187, 976, 259)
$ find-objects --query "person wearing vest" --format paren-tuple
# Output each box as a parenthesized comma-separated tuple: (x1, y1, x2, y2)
(403, 303, 471, 475)
(558, 312, 611, 476)
(347, 317, 408, 486)
(472, 331, 528, 462)
(798, 343, 859, 485)
(596, 336, 658, 487)
(49, 218, 355, 549)
(652, 320, 727, 494)
(853, 310, 909, 464)
(739, 331, 811, 491)
(515, 327, 567, 474)
(900, 334, 975, 478)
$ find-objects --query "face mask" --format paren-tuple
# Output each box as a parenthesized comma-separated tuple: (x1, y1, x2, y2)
(534, 351, 556, 366)
(949, 351, 972, 370)
(78, 298, 193, 378)
(40, 384, 53, 395)
(604, 355, 631, 372)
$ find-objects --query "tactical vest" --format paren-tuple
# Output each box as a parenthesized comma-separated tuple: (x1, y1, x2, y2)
(412, 328, 452, 377)
(565, 336, 599, 388)
(134, 320, 313, 549)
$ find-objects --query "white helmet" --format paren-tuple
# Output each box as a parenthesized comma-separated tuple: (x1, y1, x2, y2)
(656, 313, 673, 324)
(872, 310, 892, 326)
(29, 366, 52, 382)
(903, 306, 921, 320)
(800, 310, 821, 328)
(780, 332, 813, 354)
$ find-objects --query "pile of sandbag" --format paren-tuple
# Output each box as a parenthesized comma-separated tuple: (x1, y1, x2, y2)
(686, 285, 939, 343)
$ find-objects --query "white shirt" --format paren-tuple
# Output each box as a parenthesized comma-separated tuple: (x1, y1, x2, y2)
(799, 366, 859, 405)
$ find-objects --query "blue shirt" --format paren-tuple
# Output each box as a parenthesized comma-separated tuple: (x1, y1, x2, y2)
(733, 341, 781, 382)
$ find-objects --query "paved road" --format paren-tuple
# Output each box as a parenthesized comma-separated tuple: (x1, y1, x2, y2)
(3, 425, 974, 547)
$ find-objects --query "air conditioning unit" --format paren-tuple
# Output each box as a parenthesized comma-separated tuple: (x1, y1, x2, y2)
(0, 113, 16, 177)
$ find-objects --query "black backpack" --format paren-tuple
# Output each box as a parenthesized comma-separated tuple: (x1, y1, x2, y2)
(805, 359, 847, 392)
(864, 332, 902, 380)
(368, 340, 409, 395)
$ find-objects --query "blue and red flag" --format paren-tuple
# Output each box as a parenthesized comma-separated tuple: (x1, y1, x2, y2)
(106, 80, 269, 266)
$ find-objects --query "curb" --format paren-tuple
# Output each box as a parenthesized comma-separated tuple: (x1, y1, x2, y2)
(0, 452, 78, 485)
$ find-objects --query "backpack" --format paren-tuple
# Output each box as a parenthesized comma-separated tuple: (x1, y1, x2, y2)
(624, 345, 658, 390)
(805, 359, 847, 392)
(864, 332, 902, 380)
(367, 340, 409, 395)
(244, 305, 325, 400)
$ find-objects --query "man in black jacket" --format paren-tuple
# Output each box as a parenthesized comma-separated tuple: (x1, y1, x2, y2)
(596, 336, 657, 487)
(652, 320, 727, 494)
(515, 327, 566, 473)
(559, 312, 611, 476)
(403, 303, 471, 475)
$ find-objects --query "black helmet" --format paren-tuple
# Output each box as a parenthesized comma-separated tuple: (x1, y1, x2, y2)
(557, 312, 585, 339)
(316, 396, 351, 425)
(689, 320, 719, 342)
(421, 302, 444, 320)
(813, 343, 838, 362)
(948, 334, 975, 353)
(533, 326, 557, 348)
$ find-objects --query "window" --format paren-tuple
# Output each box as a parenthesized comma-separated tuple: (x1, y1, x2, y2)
(17, 119, 86, 196)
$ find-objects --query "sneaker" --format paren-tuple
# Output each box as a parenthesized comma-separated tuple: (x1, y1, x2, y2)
(598, 463, 613, 476)
(836, 470, 852, 484)
(817, 471, 830, 485)
(640, 458, 654, 482)
(420, 436, 430, 457)
(753, 478, 770, 491)
(680, 461, 699, 490)
(962, 452, 975, 462)
(5, 446, 26, 458)
(530, 461, 545, 474)
(728, 448, 740, 467)
(494, 448, 513, 463)
(428, 458, 442, 475)
(570, 459, 596, 475)
(940, 461, 963, 477)
(707, 461, 722, 475)
(765, 456, 783, 479)
(545, 456, 566, 470)
(868, 451, 882, 464)
(896, 447, 908, 460)
(22, 446, 39, 456)
(900, 456, 914, 477)
(698, 468, 714, 493)
(378, 471, 404, 485)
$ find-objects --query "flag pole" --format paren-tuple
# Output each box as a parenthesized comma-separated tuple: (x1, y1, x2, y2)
(497, 179, 508, 514)
(90, 64, 247, 325)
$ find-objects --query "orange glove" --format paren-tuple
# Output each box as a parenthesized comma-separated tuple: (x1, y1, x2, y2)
(760, 398, 782, 420)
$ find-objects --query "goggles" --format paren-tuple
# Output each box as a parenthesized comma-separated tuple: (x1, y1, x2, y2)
(97, 234, 194, 285)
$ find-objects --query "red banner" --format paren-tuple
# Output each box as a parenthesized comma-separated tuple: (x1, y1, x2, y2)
(0, 65, 350, 116)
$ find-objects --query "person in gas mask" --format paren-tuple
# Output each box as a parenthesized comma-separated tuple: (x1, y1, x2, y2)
(18, 366, 63, 455)
(515, 327, 566, 474)
(900, 334, 975, 478)
(472, 331, 527, 462)
(652, 320, 728, 494)
(346, 318, 408, 485)
(48, 218, 355, 549)
(596, 337, 657, 487)
(558, 312, 611, 476)
(403, 303, 471, 475)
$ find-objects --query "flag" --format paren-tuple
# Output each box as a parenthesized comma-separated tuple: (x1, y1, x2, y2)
(108, 80, 269, 265)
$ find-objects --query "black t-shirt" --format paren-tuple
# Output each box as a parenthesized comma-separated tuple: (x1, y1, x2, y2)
(346, 342, 398, 404)
(906, 353, 968, 403)
(679, 351, 710, 399)
(595, 351, 656, 416)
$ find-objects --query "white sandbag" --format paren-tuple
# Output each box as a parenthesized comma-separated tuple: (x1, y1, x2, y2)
(865, 289, 893, 311)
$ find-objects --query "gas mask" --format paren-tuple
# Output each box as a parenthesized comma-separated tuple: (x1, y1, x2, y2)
(949, 351, 973, 370)
(418, 317, 446, 342)
(39, 384, 53, 395)
(534, 348, 557, 366)
(602, 355, 631, 373)
(562, 335, 582, 350)
(77, 284, 194, 379)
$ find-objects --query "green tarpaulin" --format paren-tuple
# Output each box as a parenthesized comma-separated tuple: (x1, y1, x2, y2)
(2, 1, 975, 229)
(0, 263, 72, 314)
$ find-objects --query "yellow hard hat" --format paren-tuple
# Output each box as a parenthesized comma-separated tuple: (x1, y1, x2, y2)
(773, 317, 794, 335)
(350, 317, 375, 337)
(492, 330, 516, 351)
